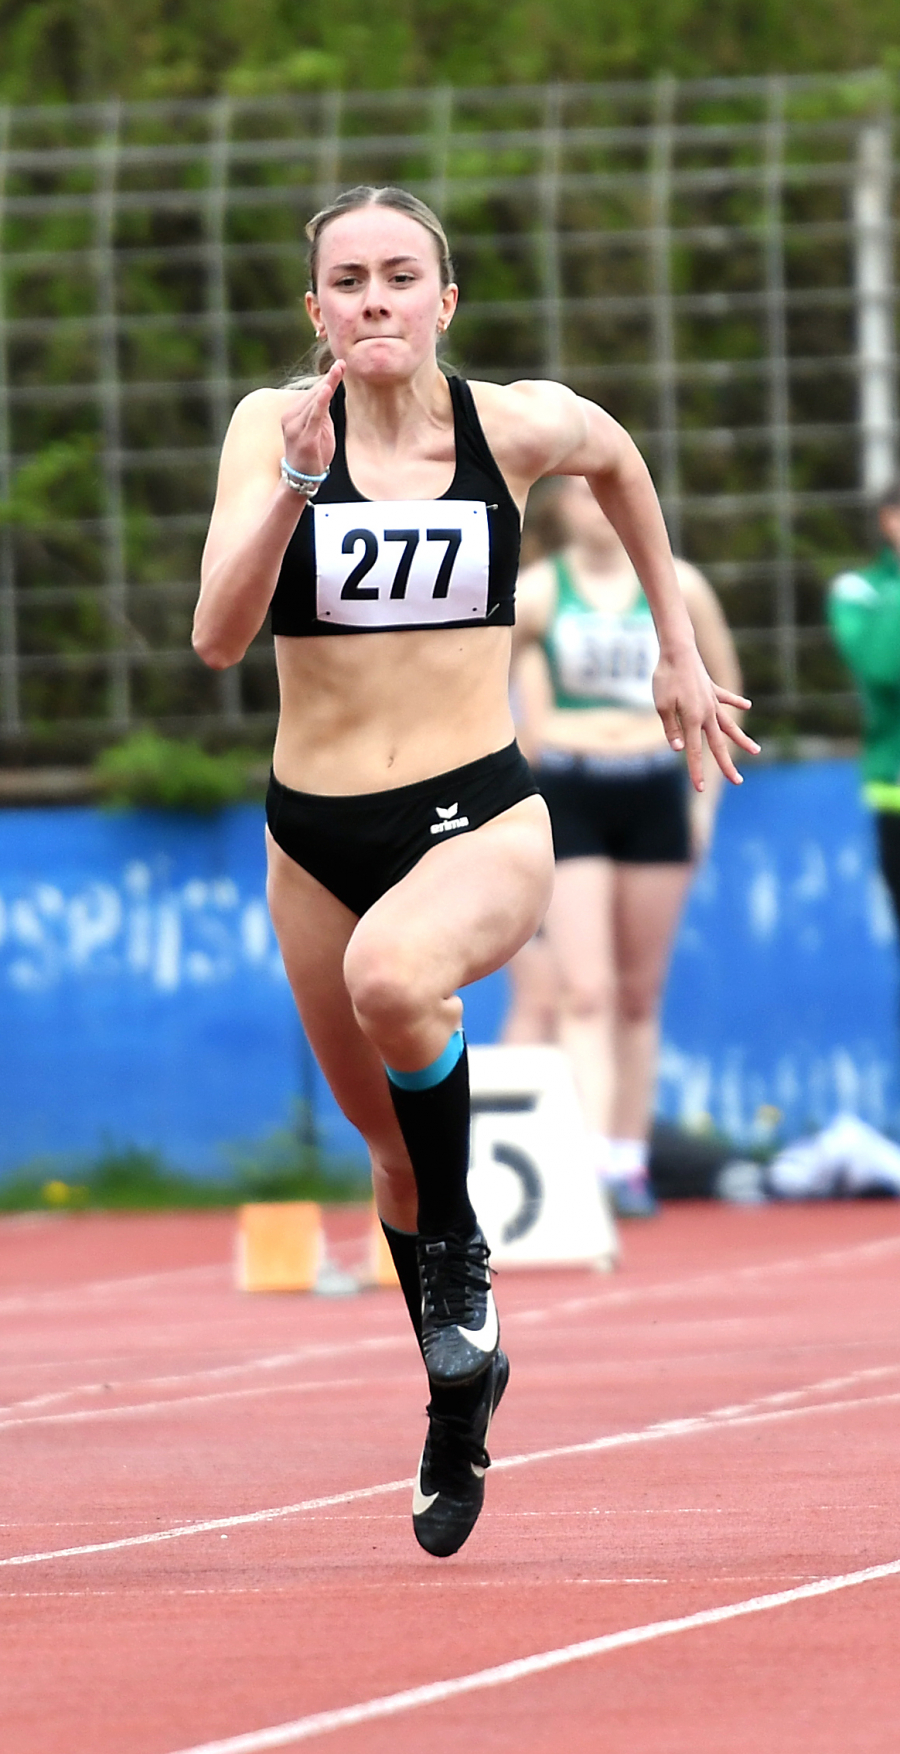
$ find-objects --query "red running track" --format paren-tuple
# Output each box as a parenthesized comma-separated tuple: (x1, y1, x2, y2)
(1, 1202, 900, 1753)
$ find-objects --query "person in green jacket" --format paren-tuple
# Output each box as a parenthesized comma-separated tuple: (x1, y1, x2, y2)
(828, 480, 900, 925)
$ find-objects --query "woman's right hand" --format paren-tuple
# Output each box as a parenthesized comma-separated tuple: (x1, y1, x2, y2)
(280, 360, 345, 478)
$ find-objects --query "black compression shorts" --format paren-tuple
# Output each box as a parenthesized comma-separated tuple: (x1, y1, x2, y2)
(876, 811, 900, 932)
(266, 740, 539, 917)
(536, 750, 691, 865)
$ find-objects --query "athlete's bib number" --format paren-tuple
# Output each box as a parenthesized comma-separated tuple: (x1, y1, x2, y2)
(555, 611, 659, 710)
(314, 500, 490, 628)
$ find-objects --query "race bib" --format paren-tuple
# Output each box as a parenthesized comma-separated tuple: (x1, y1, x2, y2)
(314, 500, 490, 629)
(554, 611, 659, 710)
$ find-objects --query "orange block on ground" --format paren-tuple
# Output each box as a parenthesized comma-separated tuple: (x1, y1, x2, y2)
(237, 1201, 322, 1291)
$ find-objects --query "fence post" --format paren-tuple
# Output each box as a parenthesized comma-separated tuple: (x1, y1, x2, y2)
(854, 118, 897, 499)
(0, 105, 19, 739)
(429, 84, 453, 224)
(94, 99, 131, 732)
(649, 74, 682, 553)
(763, 76, 796, 709)
(206, 96, 242, 727)
(538, 85, 563, 382)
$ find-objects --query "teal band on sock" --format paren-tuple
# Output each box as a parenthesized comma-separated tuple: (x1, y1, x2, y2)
(385, 1029, 464, 1092)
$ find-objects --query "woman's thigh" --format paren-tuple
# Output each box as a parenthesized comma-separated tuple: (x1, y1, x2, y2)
(348, 794, 554, 1007)
(265, 830, 404, 1155)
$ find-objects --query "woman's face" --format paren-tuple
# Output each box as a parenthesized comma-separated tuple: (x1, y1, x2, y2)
(306, 206, 458, 383)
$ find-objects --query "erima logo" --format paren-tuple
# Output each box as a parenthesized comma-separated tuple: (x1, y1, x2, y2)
(430, 801, 470, 837)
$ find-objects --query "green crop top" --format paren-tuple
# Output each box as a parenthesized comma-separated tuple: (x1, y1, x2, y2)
(541, 555, 659, 711)
(828, 545, 900, 809)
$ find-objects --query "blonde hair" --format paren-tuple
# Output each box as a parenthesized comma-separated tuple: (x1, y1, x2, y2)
(299, 184, 455, 377)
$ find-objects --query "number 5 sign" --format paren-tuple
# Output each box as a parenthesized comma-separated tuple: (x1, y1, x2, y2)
(467, 1045, 619, 1269)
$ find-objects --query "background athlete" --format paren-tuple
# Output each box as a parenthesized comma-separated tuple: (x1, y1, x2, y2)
(193, 184, 757, 1558)
(509, 476, 743, 1215)
(828, 480, 900, 936)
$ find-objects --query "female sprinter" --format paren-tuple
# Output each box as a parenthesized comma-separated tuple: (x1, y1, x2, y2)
(512, 477, 744, 1216)
(193, 185, 755, 1558)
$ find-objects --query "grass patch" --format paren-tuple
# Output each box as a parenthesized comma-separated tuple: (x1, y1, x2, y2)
(93, 732, 256, 812)
(0, 1135, 370, 1214)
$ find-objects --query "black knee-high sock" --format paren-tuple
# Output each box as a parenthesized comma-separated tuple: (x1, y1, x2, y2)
(385, 1038, 476, 1239)
(380, 1221, 490, 1419)
(380, 1221, 423, 1348)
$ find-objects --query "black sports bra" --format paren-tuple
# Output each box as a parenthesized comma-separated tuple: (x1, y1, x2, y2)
(270, 375, 521, 637)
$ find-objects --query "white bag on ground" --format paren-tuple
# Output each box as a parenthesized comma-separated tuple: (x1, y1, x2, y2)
(768, 1113, 900, 1199)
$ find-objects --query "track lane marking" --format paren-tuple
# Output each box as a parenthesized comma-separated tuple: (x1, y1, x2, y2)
(163, 1558, 900, 1752)
(0, 1262, 228, 1317)
(512, 1232, 900, 1325)
(1, 1227, 897, 1325)
(2, 1366, 898, 1571)
(0, 1372, 420, 1432)
(3, 1356, 897, 1435)
(4, 1231, 899, 1418)
(0, 1336, 408, 1422)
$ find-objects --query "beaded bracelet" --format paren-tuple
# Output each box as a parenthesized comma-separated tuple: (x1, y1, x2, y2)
(280, 457, 330, 498)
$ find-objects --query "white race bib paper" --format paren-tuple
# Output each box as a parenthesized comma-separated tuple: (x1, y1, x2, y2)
(314, 499, 490, 629)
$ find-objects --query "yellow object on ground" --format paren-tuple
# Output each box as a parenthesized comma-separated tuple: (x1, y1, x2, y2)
(236, 1201, 323, 1292)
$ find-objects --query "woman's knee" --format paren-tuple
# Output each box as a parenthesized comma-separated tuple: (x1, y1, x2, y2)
(557, 969, 614, 1023)
(343, 927, 430, 1039)
(616, 973, 662, 1026)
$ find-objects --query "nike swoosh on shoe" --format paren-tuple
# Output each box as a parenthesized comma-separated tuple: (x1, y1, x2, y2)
(457, 1293, 499, 1354)
(412, 1464, 439, 1517)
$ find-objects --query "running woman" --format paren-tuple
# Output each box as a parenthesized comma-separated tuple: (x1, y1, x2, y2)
(512, 477, 744, 1215)
(193, 185, 756, 1557)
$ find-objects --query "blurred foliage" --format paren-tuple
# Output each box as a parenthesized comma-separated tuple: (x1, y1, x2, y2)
(0, 439, 100, 531)
(0, 61, 890, 752)
(93, 731, 253, 810)
(0, 1139, 369, 1211)
(0, 0, 897, 101)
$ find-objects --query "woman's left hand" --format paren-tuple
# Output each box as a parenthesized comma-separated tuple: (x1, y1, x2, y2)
(653, 643, 759, 791)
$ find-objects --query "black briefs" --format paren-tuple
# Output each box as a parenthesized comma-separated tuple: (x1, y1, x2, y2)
(266, 740, 539, 917)
(535, 748, 691, 864)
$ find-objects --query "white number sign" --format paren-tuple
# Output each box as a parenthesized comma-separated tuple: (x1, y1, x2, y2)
(468, 1045, 619, 1269)
(314, 499, 490, 629)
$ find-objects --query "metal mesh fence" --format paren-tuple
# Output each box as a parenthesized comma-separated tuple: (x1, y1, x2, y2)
(0, 73, 896, 757)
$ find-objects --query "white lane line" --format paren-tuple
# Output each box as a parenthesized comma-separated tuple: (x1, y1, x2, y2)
(0, 1262, 228, 1317)
(164, 1558, 900, 1752)
(0, 1373, 418, 1433)
(2, 1226, 896, 1327)
(492, 1387, 900, 1476)
(0, 1336, 407, 1422)
(3, 1355, 896, 1436)
(2, 1364, 897, 1572)
(5, 1230, 898, 1419)
(0, 1476, 414, 1570)
(511, 1232, 900, 1326)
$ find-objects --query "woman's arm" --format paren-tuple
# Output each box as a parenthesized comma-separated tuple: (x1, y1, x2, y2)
(676, 560, 745, 854)
(482, 379, 759, 789)
(193, 362, 344, 669)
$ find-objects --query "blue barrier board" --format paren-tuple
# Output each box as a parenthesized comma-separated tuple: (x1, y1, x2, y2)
(0, 761, 896, 1177)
